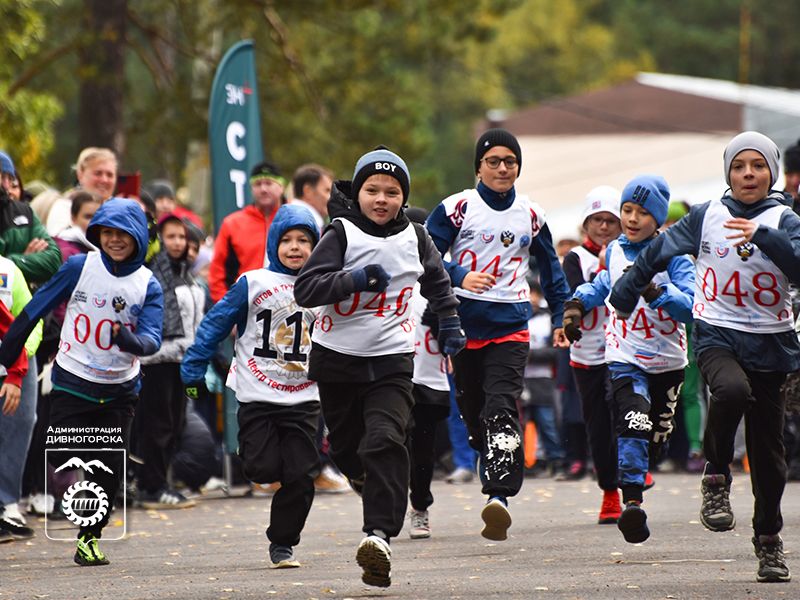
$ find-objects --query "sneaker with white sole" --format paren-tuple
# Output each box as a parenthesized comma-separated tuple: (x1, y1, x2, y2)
(269, 543, 300, 568)
(27, 493, 55, 516)
(409, 509, 430, 539)
(139, 487, 196, 509)
(252, 482, 281, 497)
(700, 472, 735, 532)
(0, 509, 35, 540)
(314, 465, 350, 494)
(356, 534, 392, 587)
(481, 496, 511, 541)
(753, 534, 791, 582)
(445, 467, 475, 484)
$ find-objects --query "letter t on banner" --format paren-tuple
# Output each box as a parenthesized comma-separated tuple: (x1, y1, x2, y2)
(208, 40, 264, 235)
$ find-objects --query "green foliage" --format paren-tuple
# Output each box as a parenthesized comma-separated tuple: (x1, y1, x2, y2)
(0, 0, 64, 181)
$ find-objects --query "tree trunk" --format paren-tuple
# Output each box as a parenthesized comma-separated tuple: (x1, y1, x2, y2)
(78, 0, 128, 163)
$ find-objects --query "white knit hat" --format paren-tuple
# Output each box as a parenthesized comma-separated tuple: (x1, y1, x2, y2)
(581, 186, 621, 226)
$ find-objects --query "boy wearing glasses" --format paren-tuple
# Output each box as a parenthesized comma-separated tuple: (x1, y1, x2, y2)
(426, 129, 570, 541)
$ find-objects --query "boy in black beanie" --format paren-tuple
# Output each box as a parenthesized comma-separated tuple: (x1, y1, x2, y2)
(295, 146, 463, 588)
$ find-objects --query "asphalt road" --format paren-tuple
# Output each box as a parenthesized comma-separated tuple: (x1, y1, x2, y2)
(2, 471, 798, 599)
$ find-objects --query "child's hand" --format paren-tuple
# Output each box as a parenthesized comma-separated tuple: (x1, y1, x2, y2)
(1, 383, 21, 416)
(553, 328, 570, 348)
(562, 298, 586, 343)
(352, 264, 391, 293)
(724, 218, 758, 246)
(462, 271, 495, 293)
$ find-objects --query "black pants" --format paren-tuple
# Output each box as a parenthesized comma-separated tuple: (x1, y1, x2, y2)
(319, 374, 414, 539)
(237, 400, 320, 547)
(698, 347, 787, 536)
(452, 341, 528, 499)
(46, 390, 136, 538)
(406, 387, 450, 512)
(612, 368, 684, 503)
(573, 365, 618, 491)
(135, 363, 187, 494)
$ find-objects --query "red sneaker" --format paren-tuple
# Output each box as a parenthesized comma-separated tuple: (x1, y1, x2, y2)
(644, 472, 655, 490)
(598, 489, 622, 524)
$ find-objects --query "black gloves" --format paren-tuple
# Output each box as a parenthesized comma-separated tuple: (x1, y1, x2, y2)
(641, 281, 665, 304)
(562, 298, 587, 343)
(185, 380, 213, 402)
(438, 315, 466, 357)
(352, 264, 391, 293)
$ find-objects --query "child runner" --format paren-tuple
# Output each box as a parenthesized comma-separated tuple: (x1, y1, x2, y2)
(610, 132, 800, 582)
(404, 206, 452, 540)
(561, 186, 622, 523)
(294, 146, 463, 588)
(425, 128, 570, 541)
(563, 174, 694, 544)
(0, 198, 163, 566)
(182, 204, 320, 569)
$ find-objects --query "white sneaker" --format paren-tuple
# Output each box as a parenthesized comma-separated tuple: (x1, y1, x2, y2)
(446, 467, 475, 484)
(356, 535, 392, 587)
(27, 494, 55, 516)
(409, 509, 430, 539)
(314, 465, 350, 494)
(3, 503, 26, 524)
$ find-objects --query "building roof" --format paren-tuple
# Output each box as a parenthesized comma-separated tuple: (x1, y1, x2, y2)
(494, 79, 742, 136)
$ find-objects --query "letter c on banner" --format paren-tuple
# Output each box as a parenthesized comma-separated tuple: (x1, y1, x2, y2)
(226, 122, 247, 162)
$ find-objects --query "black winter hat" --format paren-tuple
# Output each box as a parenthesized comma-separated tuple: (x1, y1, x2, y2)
(785, 139, 800, 173)
(250, 160, 285, 185)
(144, 179, 175, 201)
(351, 145, 411, 205)
(475, 128, 522, 174)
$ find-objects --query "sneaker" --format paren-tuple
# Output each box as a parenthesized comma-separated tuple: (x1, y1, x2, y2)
(139, 487, 196, 510)
(269, 543, 300, 569)
(617, 501, 649, 543)
(74, 533, 110, 566)
(753, 534, 791, 582)
(598, 489, 622, 524)
(700, 472, 735, 532)
(346, 475, 364, 497)
(686, 453, 705, 473)
(252, 482, 281, 497)
(644, 472, 655, 490)
(314, 465, 350, 494)
(565, 461, 587, 481)
(27, 494, 55, 516)
(409, 509, 430, 539)
(0, 529, 12, 544)
(481, 497, 511, 541)
(356, 534, 392, 587)
(0, 512, 35, 540)
(445, 467, 475, 484)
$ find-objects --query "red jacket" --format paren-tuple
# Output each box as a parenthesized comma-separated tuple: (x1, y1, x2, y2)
(0, 300, 27, 387)
(209, 205, 276, 303)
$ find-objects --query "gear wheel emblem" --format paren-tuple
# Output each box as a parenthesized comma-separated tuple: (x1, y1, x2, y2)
(62, 481, 109, 527)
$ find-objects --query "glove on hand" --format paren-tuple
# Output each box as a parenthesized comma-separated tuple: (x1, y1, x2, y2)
(641, 281, 665, 304)
(438, 315, 466, 357)
(352, 264, 391, 293)
(185, 380, 213, 402)
(562, 298, 587, 343)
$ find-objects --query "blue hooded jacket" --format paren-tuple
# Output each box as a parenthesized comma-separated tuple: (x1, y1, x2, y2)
(0, 198, 164, 400)
(181, 204, 319, 385)
(266, 204, 320, 275)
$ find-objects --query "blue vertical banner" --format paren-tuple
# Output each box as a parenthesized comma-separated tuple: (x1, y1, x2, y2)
(208, 40, 264, 235)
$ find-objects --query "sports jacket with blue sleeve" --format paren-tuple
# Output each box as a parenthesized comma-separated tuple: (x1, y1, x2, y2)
(609, 191, 800, 372)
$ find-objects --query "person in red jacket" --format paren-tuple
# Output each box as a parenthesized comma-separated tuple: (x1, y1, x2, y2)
(208, 161, 285, 303)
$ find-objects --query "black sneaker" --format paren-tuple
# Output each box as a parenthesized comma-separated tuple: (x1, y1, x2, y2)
(700, 472, 735, 532)
(139, 487, 196, 510)
(0, 514, 35, 540)
(0, 529, 13, 544)
(617, 501, 650, 543)
(74, 533, 110, 566)
(269, 543, 300, 569)
(753, 534, 791, 582)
